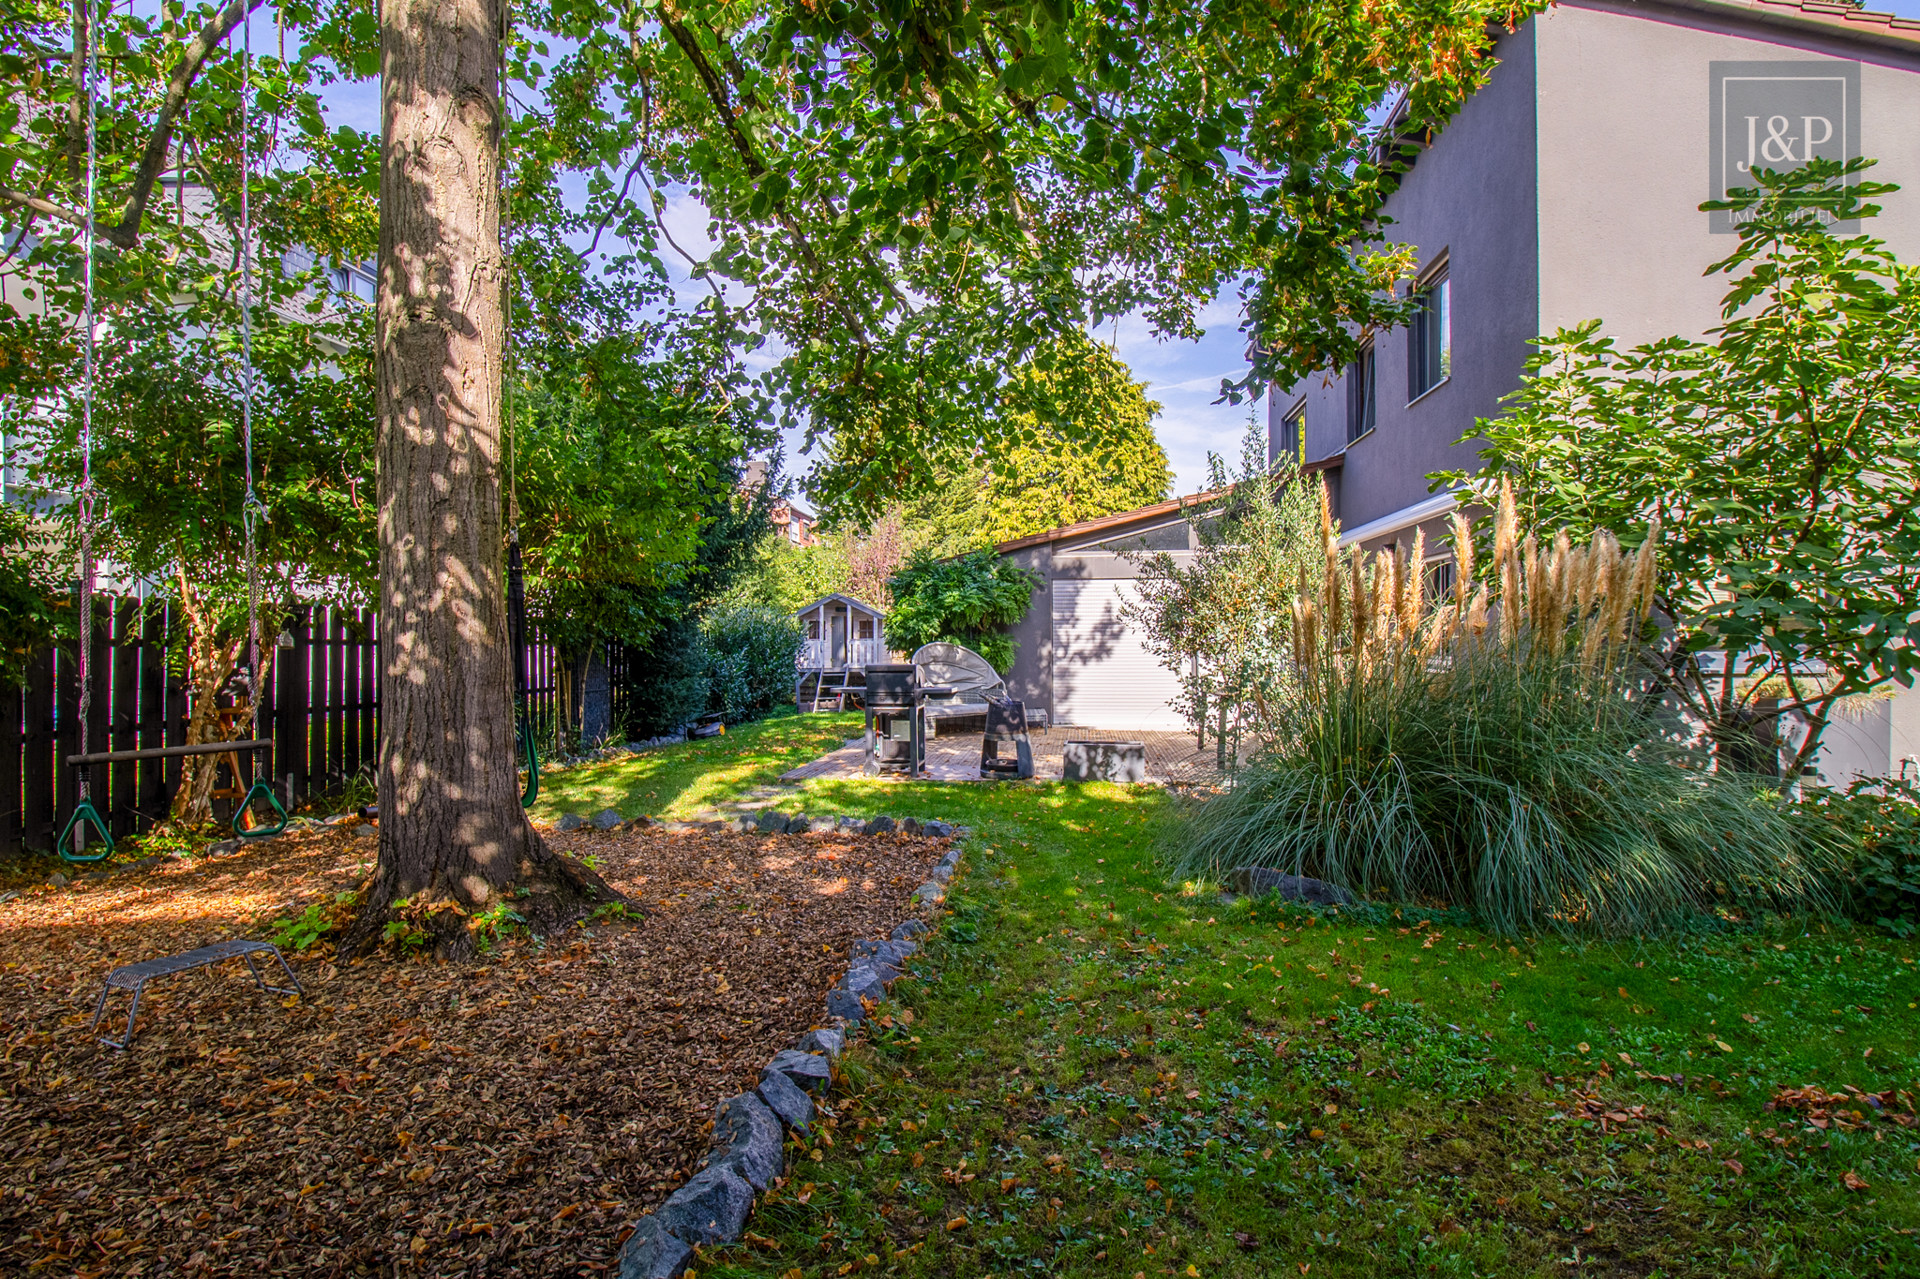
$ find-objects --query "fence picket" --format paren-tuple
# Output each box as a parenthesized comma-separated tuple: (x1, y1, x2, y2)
(3, 596, 576, 857)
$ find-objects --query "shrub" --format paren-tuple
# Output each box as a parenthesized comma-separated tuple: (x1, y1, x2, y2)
(624, 618, 712, 738)
(1128, 416, 1324, 753)
(702, 605, 803, 722)
(885, 549, 1038, 673)
(1173, 483, 1840, 937)
(1801, 779, 1920, 936)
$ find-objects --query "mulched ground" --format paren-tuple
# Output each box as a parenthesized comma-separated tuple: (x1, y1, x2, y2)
(0, 820, 947, 1277)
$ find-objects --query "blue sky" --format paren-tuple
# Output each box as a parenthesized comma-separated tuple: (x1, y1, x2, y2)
(308, 0, 1920, 497)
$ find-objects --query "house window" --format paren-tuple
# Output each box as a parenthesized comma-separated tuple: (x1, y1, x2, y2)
(1281, 401, 1306, 467)
(1424, 558, 1457, 601)
(806, 619, 820, 640)
(1407, 271, 1450, 401)
(856, 618, 874, 640)
(1346, 343, 1376, 443)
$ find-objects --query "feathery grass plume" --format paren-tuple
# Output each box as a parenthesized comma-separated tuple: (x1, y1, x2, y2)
(1567, 544, 1593, 630)
(1597, 550, 1632, 647)
(1422, 602, 1458, 658)
(1400, 528, 1426, 636)
(1466, 585, 1490, 635)
(1541, 530, 1574, 647)
(1520, 533, 1545, 645)
(1374, 549, 1399, 647)
(1450, 511, 1473, 612)
(1630, 519, 1660, 618)
(1177, 488, 1825, 938)
(1348, 546, 1370, 665)
(1579, 582, 1612, 669)
(1496, 484, 1522, 645)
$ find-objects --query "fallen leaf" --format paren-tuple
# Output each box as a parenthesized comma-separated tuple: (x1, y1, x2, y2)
(1843, 1171, 1870, 1191)
(947, 1217, 969, 1231)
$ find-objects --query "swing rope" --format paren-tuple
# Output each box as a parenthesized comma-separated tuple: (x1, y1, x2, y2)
(500, 14, 536, 808)
(57, 6, 285, 858)
(233, 11, 286, 839)
(59, 0, 111, 861)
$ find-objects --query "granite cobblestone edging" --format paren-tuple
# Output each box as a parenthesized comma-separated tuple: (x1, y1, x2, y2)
(616, 821, 968, 1279)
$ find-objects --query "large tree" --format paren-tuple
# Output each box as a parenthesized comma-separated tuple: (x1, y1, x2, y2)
(347, 0, 620, 949)
(904, 340, 1172, 555)
(4, 0, 1537, 940)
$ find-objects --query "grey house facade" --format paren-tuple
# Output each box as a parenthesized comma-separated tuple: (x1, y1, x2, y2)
(1270, 0, 1920, 550)
(1265, 0, 1920, 783)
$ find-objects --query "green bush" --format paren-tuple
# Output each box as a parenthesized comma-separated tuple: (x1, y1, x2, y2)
(0, 504, 67, 688)
(624, 617, 712, 738)
(1802, 778, 1920, 936)
(702, 604, 802, 722)
(885, 549, 1038, 673)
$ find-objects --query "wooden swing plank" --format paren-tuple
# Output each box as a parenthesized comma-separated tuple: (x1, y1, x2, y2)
(67, 739, 274, 767)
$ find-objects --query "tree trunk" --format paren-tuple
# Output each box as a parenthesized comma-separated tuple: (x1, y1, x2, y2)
(348, 0, 613, 956)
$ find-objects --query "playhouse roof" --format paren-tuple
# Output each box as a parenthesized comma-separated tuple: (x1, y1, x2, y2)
(793, 593, 887, 618)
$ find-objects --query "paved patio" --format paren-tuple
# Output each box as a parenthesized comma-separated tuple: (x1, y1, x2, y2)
(779, 726, 1227, 786)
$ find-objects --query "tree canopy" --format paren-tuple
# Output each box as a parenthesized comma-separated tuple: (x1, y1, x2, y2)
(3, 0, 1530, 505)
(905, 339, 1171, 555)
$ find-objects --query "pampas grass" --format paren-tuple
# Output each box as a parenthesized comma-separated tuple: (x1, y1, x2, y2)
(1177, 481, 1838, 936)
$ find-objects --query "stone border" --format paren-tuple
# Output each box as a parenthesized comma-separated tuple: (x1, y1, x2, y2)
(615, 824, 967, 1279)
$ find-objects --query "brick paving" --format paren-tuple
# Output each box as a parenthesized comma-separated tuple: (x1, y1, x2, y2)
(778, 725, 1228, 786)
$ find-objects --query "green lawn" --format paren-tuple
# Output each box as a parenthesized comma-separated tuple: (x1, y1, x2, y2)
(530, 711, 864, 821)
(549, 714, 1920, 1277)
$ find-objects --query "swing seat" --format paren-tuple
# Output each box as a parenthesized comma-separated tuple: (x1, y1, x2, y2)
(56, 796, 114, 863)
(88, 939, 301, 1049)
(233, 778, 289, 839)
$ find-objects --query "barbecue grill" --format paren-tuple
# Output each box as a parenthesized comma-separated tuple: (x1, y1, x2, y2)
(861, 663, 953, 776)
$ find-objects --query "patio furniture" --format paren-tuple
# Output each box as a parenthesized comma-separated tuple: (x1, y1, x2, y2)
(979, 697, 1035, 780)
(1062, 739, 1147, 784)
(88, 939, 303, 1049)
(912, 643, 1008, 738)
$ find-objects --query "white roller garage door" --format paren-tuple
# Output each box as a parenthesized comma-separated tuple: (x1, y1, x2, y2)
(1051, 579, 1186, 730)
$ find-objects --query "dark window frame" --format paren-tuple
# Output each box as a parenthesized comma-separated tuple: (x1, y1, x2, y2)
(1407, 268, 1451, 403)
(1346, 343, 1377, 443)
(1281, 399, 1307, 466)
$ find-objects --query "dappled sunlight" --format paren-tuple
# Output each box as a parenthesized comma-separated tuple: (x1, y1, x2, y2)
(0, 816, 955, 1275)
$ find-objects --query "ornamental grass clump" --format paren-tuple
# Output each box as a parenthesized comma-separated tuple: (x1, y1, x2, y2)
(1176, 481, 1838, 937)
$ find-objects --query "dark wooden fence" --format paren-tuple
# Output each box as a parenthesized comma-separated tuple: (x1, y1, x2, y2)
(3, 597, 569, 858)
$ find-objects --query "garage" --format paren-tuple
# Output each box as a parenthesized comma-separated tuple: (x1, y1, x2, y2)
(993, 498, 1197, 732)
(1050, 578, 1187, 730)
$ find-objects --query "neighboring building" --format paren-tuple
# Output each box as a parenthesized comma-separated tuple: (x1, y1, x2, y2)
(770, 497, 819, 547)
(739, 457, 820, 546)
(996, 497, 1204, 731)
(1264, 0, 1920, 784)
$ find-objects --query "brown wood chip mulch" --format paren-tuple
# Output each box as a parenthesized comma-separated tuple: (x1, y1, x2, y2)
(0, 821, 946, 1277)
